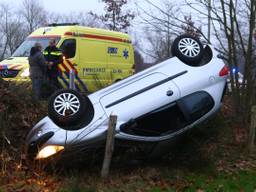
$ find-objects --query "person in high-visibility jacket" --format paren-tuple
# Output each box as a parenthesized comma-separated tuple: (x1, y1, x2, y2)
(43, 38, 63, 91)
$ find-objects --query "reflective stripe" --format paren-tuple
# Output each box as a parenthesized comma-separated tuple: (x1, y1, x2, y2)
(58, 60, 88, 92)
(51, 52, 62, 56)
(58, 73, 68, 88)
(43, 51, 62, 56)
(0, 65, 8, 70)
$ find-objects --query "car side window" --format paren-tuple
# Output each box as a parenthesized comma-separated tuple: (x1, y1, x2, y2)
(177, 91, 214, 122)
(60, 39, 76, 59)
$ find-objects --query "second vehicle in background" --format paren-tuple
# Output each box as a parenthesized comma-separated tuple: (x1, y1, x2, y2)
(0, 23, 135, 92)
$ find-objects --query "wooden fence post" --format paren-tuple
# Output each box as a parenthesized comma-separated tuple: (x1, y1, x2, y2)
(249, 105, 256, 152)
(101, 115, 117, 178)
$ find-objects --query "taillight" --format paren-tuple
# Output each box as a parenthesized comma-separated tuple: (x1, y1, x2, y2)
(219, 65, 229, 77)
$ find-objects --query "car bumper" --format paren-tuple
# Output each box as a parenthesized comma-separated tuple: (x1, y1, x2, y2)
(26, 116, 109, 160)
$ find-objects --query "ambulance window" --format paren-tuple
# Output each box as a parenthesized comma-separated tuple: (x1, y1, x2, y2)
(12, 37, 60, 57)
(61, 39, 76, 59)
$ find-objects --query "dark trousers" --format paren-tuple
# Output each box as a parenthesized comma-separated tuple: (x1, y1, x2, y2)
(49, 76, 61, 90)
(31, 78, 43, 100)
(48, 76, 62, 94)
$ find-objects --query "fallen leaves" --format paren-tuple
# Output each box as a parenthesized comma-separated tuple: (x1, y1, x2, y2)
(0, 80, 50, 191)
(0, 81, 47, 147)
(1, 172, 60, 192)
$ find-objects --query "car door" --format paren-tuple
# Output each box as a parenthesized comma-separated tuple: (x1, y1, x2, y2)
(78, 38, 108, 92)
(100, 72, 180, 122)
(58, 38, 82, 90)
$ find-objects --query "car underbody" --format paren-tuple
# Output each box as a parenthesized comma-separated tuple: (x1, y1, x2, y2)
(26, 34, 228, 162)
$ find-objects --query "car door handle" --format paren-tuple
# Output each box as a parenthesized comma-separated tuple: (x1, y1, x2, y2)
(166, 90, 174, 96)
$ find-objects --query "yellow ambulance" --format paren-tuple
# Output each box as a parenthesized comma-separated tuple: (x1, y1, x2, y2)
(0, 23, 134, 92)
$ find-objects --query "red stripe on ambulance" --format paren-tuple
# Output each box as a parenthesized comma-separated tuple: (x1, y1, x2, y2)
(64, 32, 131, 43)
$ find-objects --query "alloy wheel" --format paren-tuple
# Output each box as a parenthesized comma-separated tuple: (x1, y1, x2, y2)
(53, 93, 80, 116)
(178, 38, 201, 58)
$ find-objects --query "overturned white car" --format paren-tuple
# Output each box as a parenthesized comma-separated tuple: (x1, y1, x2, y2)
(26, 35, 228, 160)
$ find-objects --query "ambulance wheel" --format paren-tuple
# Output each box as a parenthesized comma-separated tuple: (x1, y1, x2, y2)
(48, 89, 94, 130)
(171, 34, 204, 65)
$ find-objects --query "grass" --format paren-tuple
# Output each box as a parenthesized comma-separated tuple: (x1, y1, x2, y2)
(184, 171, 256, 191)
(56, 170, 256, 192)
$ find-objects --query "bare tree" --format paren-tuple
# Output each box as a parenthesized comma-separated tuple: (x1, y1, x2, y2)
(0, 3, 26, 60)
(138, 0, 208, 40)
(56, 12, 104, 28)
(182, 15, 202, 38)
(135, 0, 175, 62)
(6, 22, 26, 54)
(0, 3, 11, 60)
(19, 0, 47, 33)
(91, 0, 135, 32)
(136, 0, 202, 63)
(187, 0, 256, 143)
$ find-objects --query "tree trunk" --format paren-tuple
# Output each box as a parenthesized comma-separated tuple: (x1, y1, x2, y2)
(249, 105, 256, 152)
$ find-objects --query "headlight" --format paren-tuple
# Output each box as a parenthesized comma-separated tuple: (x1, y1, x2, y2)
(36, 145, 64, 159)
(20, 68, 30, 77)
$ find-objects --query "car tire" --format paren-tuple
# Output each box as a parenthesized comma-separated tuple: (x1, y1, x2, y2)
(171, 34, 204, 65)
(48, 89, 93, 130)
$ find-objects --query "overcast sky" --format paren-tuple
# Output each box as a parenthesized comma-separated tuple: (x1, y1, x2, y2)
(0, 0, 166, 14)
(0, 0, 105, 13)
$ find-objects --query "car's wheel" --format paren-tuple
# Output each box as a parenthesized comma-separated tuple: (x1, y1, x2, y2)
(171, 34, 204, 65)
(48, 89, 93, 130)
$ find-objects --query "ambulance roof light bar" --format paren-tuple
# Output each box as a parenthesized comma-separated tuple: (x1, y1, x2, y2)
(47, 23, 80, 27)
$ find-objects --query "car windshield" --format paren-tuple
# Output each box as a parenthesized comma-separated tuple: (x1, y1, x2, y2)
(12, 37, 60, 57)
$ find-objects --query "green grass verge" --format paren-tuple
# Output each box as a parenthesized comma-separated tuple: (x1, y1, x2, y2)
(57, 171, 256, 192)
(184, 171, 256, 192)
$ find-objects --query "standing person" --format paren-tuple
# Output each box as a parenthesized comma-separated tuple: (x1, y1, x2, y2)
(43, 38, 63, 91)
(28, 43, 47, 100)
